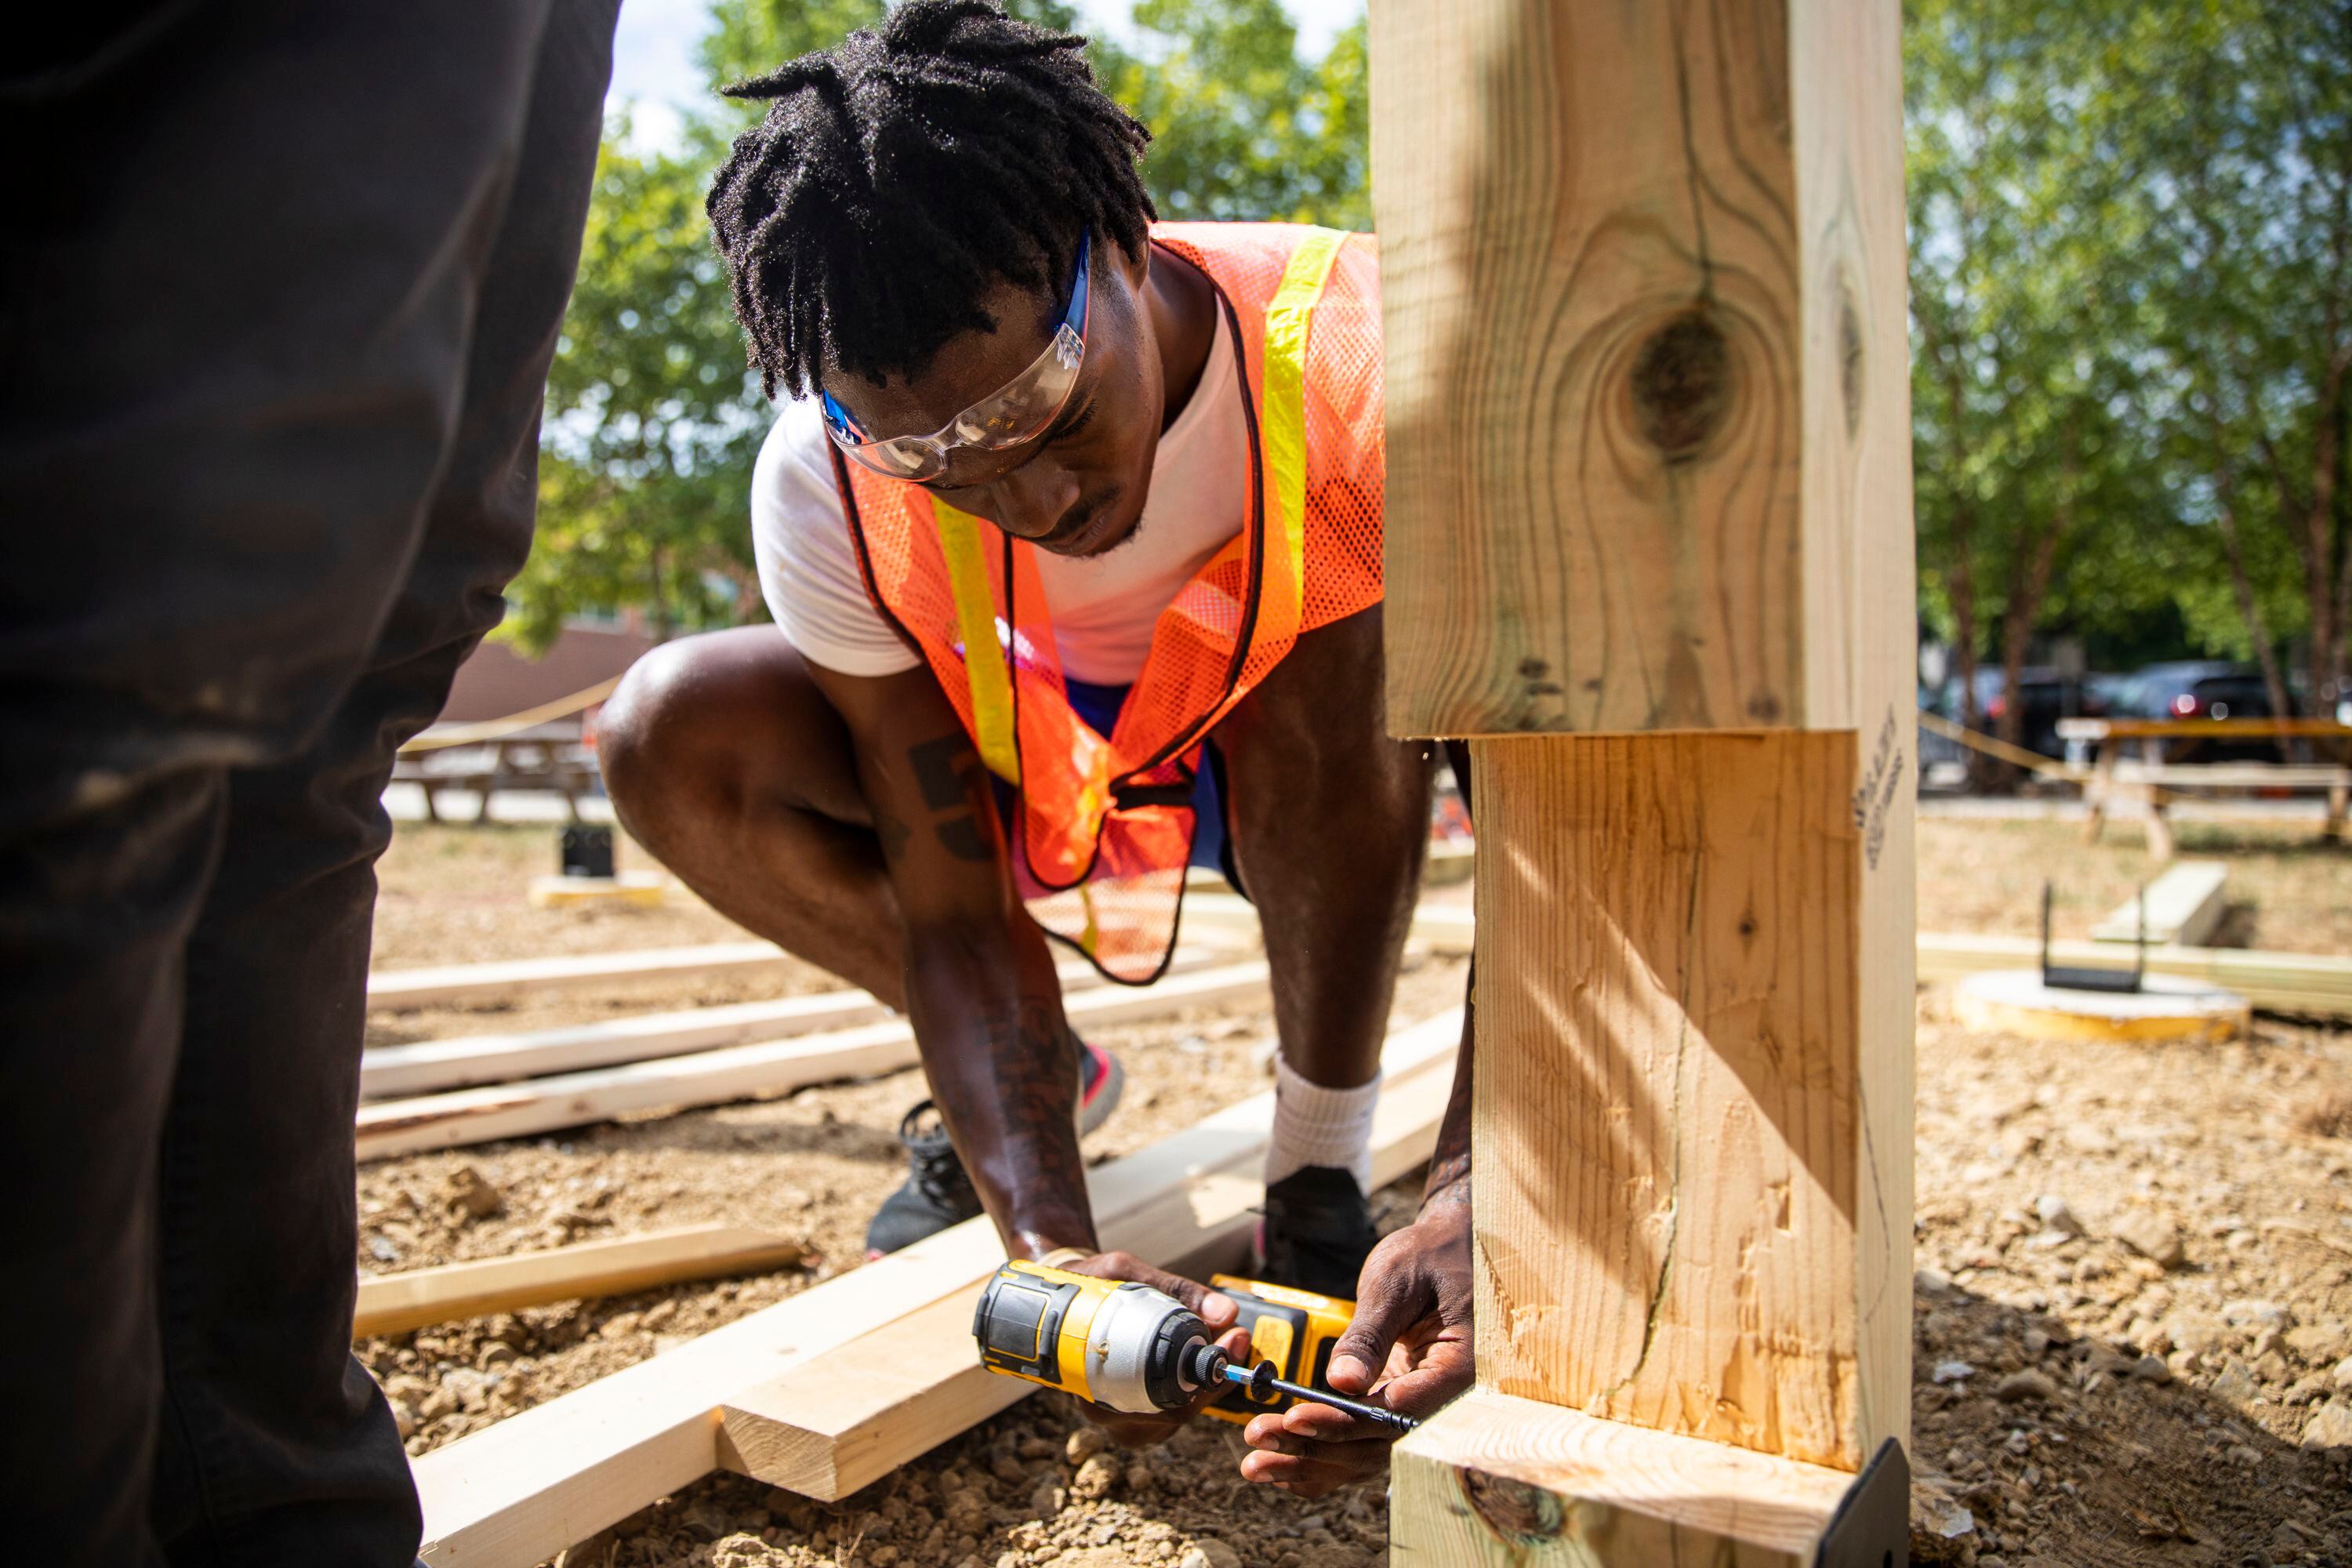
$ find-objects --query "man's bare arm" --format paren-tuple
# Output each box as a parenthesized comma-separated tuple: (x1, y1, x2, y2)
(807, 662, 1094, 1257)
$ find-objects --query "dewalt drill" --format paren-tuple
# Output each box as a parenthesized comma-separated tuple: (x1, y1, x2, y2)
(970, 1260, 1415, 1430)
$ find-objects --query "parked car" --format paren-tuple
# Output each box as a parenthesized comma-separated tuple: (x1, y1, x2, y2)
(1933, 666, 2097, 760)
(2118, 660, 2293, 724)
(2108, 660, 2299, 760)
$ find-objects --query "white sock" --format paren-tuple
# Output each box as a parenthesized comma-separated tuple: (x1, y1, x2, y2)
(1265, 1057, 1381, 1195)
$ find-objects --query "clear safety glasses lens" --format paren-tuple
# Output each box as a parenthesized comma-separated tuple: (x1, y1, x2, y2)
(821, 233, 1091, 483)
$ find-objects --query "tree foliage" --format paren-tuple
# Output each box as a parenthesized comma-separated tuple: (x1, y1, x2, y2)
(1907, 0, 2352, 729)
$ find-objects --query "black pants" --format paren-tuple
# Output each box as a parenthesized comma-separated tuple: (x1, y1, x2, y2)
(0, 6, 617, 1563)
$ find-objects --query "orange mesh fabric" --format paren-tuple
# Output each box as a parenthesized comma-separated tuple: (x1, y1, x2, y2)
(839, 222, 1385, 981)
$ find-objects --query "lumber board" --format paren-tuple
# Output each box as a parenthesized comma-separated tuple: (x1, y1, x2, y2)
(1370, 0, 1915, 740)
(1388, 1388, 1849, 1567)
(414, 1007, 1465, 1566)
(361, 951, 1219, 1100)
(1384, 906, 2352, 1020)
(1918, 932, 2352, 1018)
(1469, 735, 1911, 1473)
(713, 1013, 1467, 1500)
(355, 1225, 809, 1340)
(360, 960, 1276, 1163)
(370, 940, 792, 1011)
(2090, 861, 2227, 947)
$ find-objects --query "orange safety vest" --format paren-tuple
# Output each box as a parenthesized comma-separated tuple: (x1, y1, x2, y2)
(834, 223, 1383, 982)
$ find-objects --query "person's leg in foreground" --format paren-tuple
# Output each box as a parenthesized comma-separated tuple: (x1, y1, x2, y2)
(0, 7, 613, 1563)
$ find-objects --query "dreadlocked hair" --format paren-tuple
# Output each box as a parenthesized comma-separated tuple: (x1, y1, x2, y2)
(708, 0, 1156, 399)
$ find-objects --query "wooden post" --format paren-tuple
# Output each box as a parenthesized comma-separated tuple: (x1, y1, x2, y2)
(1369, 0, 1915, 1559)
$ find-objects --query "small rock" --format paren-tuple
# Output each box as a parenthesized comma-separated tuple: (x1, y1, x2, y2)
(641, 1300, 677, 1331)
(2130, 1355, 2172, 1385)
(2210, 1361, 2261, 1407)
(1071, 1454, 1120, 1501)
(387, 1399, 417, 1439)
(477, 1341, 516, 1368)
(1124, 1463, 1153, 1495)
(2034, 1195, 2084, 1237)
(1933, 1360, 1976, 1385)
(2303, 1399, 2352, 1450)
(2334, 1355, 2352, 1392)
(2023, 1328, 2050, 1359)
(441, 1163, 503, 1221)
(1065, 1427, 1110, 1465)
(992, 1454, 1026, 1485)
(2285, 1324, 2348, 1363)
(2221, 1298, 2287, 1330)
(2111, 1212, 2183, 1269)
(2285, 1375, 2332, 1405)
(1996, 1370, 2057, 1403)
(681, 1499, 734, 1543)
(1182, 1542, 1241, 1568)
(1029, 1479, 1063, 1519)
(1017, 1434, 1057, 1461)
(442, 1369, 492, 1414)
(1915, 1266, 1953, 1295)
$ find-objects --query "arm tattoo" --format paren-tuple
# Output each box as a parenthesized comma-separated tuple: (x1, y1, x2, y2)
(982, 996, 1094, 1251)
(906, 731, 996, 862)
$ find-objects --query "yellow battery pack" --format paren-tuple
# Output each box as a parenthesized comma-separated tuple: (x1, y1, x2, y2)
(1203, 1275, 1357, 1426)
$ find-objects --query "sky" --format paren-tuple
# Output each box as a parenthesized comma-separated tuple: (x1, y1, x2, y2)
(605, 0, 1367, 150)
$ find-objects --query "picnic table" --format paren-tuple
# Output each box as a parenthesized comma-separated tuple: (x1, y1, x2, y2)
(2054, 717, 2351, 861)
(390, 722, 600, 824)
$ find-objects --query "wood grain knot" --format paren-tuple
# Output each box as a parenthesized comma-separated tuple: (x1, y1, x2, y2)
(1459, 1466, 1563, 1543)
(1628, 310, 1733, 463)
(1838, 281, 1864, 437)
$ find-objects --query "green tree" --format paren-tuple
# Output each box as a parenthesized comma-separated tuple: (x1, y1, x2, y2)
(2112, 0, 2352, 713)
(1905, 0, 2156, 778)
(506, 127, 765, 652)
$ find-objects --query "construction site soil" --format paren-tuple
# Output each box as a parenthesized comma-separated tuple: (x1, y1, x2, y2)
(361, 815, 2352, 1568)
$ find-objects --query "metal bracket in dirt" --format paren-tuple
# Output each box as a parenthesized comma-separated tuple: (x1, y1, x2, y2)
(1812, 1437, 1910, 1568)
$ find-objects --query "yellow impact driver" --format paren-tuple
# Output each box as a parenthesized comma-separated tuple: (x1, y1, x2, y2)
(970, 1260, 1414, 1431)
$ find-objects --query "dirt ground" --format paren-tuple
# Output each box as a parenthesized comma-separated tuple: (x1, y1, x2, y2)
(361, 816, 2352, 1568)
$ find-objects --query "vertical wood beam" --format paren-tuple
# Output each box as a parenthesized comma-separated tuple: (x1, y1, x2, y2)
(1370, 0, 1915, 1558)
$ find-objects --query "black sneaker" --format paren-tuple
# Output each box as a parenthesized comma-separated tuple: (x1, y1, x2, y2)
(863, 1042, 1123, 1258)
(1255, 1166, 1380, 1300)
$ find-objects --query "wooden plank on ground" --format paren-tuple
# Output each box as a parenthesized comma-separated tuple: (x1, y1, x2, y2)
(361, 960, 1276, 1163)
(356, 1225, 810, 1340)
(413, 1006, 1465, 1567)
(370, 941, 792, 1012)
(2091, 861, 2228, 947)
(361, 951, 1220, 1100)
(713, 1013, 1466, 1500)
(1917, 931, 2352, 1018)
(1389, 1388, 1851, 1567)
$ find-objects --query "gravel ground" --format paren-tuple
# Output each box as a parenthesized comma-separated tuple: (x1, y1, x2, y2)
(358, 820, 2352, 1567)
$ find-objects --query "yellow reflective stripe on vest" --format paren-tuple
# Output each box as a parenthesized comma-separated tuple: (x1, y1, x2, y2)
(1261, 228, 1346, 612)
(931, 499, 1022, 785)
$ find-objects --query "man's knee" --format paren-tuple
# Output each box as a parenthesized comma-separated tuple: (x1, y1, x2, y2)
(598, 627, 858, 834)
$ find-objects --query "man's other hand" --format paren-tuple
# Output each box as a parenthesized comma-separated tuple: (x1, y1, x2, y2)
(1237, 1200, 1472, 1494)
(1055, 1251, 1252, 1447)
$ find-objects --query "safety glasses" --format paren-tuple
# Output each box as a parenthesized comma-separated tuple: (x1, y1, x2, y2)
(820, 230, 1092, 482)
